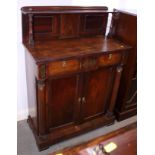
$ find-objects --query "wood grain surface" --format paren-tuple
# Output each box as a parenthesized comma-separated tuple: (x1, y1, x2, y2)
(25, 37, 131, 63)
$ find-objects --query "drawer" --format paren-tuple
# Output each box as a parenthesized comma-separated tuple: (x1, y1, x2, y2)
(48, 59, 80, 76)
(98, 53, 121, 66)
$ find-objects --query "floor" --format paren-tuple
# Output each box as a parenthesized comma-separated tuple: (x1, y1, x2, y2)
(17, 116, 136, 155)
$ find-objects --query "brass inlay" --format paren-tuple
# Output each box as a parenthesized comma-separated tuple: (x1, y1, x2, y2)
(40, 64, 46, 79)
(83, 59, 97, 68)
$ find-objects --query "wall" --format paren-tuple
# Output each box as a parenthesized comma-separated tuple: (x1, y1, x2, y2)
(17, 0, 137, 121)
(17, 0, 73, 121)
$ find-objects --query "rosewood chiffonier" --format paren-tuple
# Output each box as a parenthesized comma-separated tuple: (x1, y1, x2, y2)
(108, 9, 137, 121)
(21, 6, 134, 150)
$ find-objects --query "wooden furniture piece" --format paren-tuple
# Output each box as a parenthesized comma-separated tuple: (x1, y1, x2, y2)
(50, 123, 137, 155)
(21, 6, 132, 150)
(108, 10, 137, 121)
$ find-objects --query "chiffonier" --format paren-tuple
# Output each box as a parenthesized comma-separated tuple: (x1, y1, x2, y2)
(109, 9, 137, 121)
(21, 6, 133, 150)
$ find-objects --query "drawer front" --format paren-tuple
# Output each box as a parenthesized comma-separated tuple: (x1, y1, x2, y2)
(98, 53, 121, 66)
(48, 59, 80, 76)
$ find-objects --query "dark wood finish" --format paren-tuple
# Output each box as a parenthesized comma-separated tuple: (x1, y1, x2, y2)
(79, 13, 108, 36)
(109, 9, 137, 121)
(60, 14, 80, 38)
(22, 6, 133, 150)
(21, 6, 108, 14)
(98, 53, 121, 67)
(37, 79, 47, 135)
(82, 67, 115, 121)
(33, 15, 53, 33)
(28, 114, 116, 150)
(108, 66, 123, 114)
(25, 37, 130, 63)
(48, 59, 80, 76)
(50, 123, 137, 155)
(47, 75, 79, 128)
(21, 6, 109, 44)
(33, 14, 60, 41)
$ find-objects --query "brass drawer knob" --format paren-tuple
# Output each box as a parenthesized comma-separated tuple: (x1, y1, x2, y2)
(62, 61, 67, 67)
(78, 97, 81, 103)
(108, 54, 112, 60)
(82, 97, 86, 103)
(78, 97, 86, 104)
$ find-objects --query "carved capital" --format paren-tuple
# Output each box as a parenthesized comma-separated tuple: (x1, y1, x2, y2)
(39, 64, 46, 80)
(113, 11, 120, 20)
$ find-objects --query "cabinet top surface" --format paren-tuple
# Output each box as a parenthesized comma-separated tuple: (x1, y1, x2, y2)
(24, 37, 131, 63)
(21, 6, 109, 14)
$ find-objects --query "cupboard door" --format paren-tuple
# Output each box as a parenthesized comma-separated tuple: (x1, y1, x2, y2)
(81, 67, 115, 121)
(47, 74, 80, 129)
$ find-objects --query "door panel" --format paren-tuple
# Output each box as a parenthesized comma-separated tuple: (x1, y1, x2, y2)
(80, 13, 108, 36)
(60, 14, 80, 38)
(48, 75, 79, 128)
(82, 67, 115, 120)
